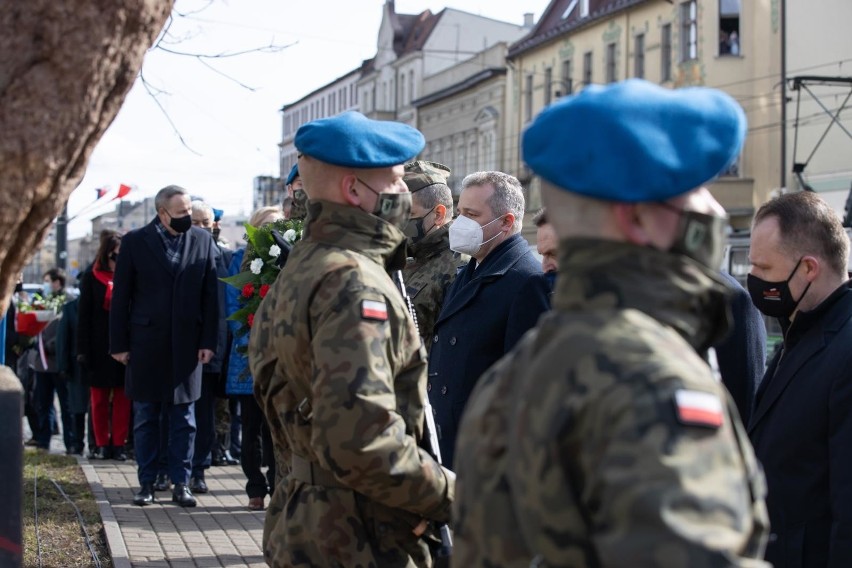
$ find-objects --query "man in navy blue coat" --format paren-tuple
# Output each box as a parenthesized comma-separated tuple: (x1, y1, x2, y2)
(428, 171, 550, 469)
(110, 185, 219, 507)
(747, 191, 852, 566)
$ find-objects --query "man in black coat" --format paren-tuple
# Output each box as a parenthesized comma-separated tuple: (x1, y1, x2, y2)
(428, 171, 551, 468)
(110, 185, 219, 507)
(747, 191, 852, 566)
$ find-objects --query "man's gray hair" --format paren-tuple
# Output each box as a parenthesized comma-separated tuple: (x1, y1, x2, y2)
(413, 183, 454, 218)
(461, 171, 525, 232)
(154, 185, 188, 212)
(191, 200, 214, 219)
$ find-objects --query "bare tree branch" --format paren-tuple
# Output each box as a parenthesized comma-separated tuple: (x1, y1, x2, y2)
(139, 70, 202, 156)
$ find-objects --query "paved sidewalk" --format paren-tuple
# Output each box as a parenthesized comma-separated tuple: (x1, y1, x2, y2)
(84, 456, 267, 568)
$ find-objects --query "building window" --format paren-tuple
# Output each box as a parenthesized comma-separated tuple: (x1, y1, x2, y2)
(400, 81, 406, 107)
(409, 71, 415, 103)
(634, 34, 645, 79)
(524, 74, 534, 122)
(580, 0, 589, 18)
(583, 51, 593, 86)
(681, 0, 698, 61)
(560, 59, 573, 96)
(606, 43, 617, 83)
(719, 0, 741, 55)
(544, 67, 553, 106)
(661, 24, 673, 82)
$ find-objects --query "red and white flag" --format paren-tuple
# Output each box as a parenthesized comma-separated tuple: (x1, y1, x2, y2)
(113, 183, 132, 200)
(674, 389, 724, 428)
(361, 300, 388, 321)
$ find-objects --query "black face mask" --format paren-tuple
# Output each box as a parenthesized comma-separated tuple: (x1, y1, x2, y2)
(166, 212, 192, 234)
(658, 202, 727, 269)
(356, 178, 412, 231)
(747, 257, 812, 318)
(15, 282, 23, 293)
(403, 207, 436, 244)
(212, 227, 221, 242)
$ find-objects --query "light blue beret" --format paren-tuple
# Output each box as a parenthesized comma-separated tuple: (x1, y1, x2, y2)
(212, 208, 224, 222)
(295, 111, 424, 168)
(522, 79, 746, 202)
(285, 164, 299, 186)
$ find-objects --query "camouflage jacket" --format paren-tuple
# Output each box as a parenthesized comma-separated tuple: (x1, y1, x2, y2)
(453, 239, 770, 568)
(249, 200, 454, 568)
(401, 222, 467, 349)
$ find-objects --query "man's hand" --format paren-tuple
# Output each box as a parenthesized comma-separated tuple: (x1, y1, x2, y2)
(198, 349, 214, 364)
(112, 352, 130, 365)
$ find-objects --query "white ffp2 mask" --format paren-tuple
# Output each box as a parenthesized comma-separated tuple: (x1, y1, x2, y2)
(449, 215, 504, 256)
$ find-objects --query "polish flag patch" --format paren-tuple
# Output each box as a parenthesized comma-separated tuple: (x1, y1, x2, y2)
(361, 299, 388, 321)
(674, 389, 724, 429)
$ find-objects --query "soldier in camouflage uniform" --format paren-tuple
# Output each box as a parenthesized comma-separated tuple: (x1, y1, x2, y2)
(249, 111, 454, 567)
(401, 161, 467, 349)
(453, 79, 770, 567)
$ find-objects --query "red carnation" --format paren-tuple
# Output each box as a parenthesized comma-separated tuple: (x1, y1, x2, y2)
(247, 313, 255, 328)
(259, 284, 270, 298)
(242, 283, 255, 298)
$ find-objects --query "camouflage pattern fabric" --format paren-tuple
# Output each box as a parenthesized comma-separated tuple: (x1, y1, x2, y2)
(453, 239, 770, 568)
(401, 222, 467, 350)
(249, 199, 454, 567)
(403, 160, 451, 193)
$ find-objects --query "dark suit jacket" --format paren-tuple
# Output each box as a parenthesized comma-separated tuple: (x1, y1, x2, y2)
(715, 271, 766, 424)
(748, 282, 852, 567)
(428, 233, 551, 468)
(109, 219, 219, 404)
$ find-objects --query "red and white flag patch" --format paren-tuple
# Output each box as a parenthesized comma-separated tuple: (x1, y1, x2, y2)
(674, 389, 724, 429)
(361, 299, 388, 321)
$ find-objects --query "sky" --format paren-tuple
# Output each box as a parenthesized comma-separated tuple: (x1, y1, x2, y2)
(68, 0, 551, 238)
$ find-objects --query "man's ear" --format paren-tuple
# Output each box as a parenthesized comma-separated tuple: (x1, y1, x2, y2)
(801, 256, 822, 282)
(434, 204, 447, 225)
(340, 174, 360, 207)
(612, 203, 652, 246)
(502, 212, 515, 232)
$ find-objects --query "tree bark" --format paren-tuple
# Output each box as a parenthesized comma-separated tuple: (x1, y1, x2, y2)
(0, 0, 173, 314)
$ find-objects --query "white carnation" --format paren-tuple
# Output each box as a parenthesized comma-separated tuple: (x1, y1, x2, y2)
(250, 258, 264, 274)
(268, 244, 282, 258)
(283, 229, 297, 243)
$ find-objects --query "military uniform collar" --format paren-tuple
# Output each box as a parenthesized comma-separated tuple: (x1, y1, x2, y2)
(554, 238, 732, 352)
(408, 222, 451, 260)
(303, 199, 406, 267)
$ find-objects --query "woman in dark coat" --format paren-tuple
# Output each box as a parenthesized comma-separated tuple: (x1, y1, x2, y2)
(77, 230, 130, 460)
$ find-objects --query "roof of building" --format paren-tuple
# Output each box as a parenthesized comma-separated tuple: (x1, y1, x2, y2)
(279, 67, 361, 111)
(508, 0, 649, 59)
(412, 68, 507, 108)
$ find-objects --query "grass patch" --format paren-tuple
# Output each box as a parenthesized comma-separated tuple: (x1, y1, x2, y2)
(23, 450, 112, 568)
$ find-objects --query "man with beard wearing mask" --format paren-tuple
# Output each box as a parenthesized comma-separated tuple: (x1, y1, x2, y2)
(110, 185, 219, 508)
(427, 170, 550, 469)
(248, 111, 454, 567)
(401, 160, 468, 350)
(746, 190, 852, 567)
(452, 79, 770, 567)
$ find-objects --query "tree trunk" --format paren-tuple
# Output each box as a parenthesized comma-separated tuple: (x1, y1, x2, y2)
(0, 0, 173, 315)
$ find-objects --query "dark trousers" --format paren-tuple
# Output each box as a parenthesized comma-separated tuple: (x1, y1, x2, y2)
(191, 374, 218, 478)
(229, 397, 241, 457)
(133, 400, 195, 486)
(239, 394, 275, 498)
(34, 371, 74, 450)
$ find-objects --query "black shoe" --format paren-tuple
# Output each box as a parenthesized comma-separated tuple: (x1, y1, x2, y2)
(133, 483, 155, 506)
(112, 446, 127, 461)
(153, 473, 171, 492)
(189, 476, 209, 494)
(172, 483, 197, 507)
(93, 446, 109, 460)
(222, 451, 240, 466)
(211, 451, 226, 467)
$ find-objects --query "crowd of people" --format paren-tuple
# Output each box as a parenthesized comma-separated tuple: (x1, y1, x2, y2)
(9, 77, 852, 567)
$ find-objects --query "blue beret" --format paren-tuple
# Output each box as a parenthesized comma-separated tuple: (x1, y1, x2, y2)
(285, 164, 299, 186)
(212, 208, 224, 222)
(522, 79, 746, 202)
(295, 111, 424, 168)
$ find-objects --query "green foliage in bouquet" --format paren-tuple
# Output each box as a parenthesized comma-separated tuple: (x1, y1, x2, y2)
(221, 218, 303, 343)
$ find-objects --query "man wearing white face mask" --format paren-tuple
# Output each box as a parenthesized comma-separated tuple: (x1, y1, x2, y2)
(428, 170, 551, 469)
